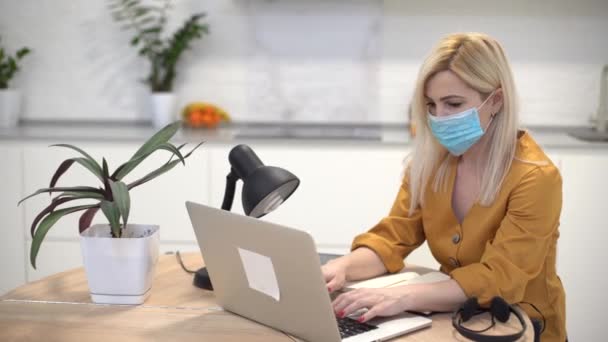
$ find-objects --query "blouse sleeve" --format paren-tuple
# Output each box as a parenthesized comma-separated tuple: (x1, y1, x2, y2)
(450, 164, 562, 305)
(350, 174, 426, 273)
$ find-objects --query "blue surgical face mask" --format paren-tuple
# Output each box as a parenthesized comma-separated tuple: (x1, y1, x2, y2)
(427, 92, 495, 156)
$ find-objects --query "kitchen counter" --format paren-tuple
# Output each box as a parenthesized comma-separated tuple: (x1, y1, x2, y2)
(0, 120, 607, 150)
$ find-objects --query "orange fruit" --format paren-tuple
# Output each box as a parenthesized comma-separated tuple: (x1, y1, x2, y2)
(200, 109, 221, 128)
(188, 110, 205, 127)
(182, 102, 231, 128)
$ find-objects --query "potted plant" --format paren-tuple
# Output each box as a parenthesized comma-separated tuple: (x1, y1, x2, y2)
(19, 121, 203, 304)
(108, 0, 209, 128)
(0, 36, 30, 128)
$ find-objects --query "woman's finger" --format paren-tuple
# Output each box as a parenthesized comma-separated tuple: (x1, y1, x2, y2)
(326, 276, 341, 293)
(321, 266, 333, 282)
(331, 292, 348, 314)
(358, 302, 387, 322)
(341, 294, 378, 317)
(333, 289, 367, 314)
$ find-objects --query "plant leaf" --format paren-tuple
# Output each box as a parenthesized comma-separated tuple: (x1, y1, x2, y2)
(100, 200, 121, 238)
(30, 192, 103, 238)
(49, 159, 75, 188)
(102, 157, 112, 196)
(140, 26, 162, 35)
(30, 204, 97, 269)
(111, 148, 158, 180)
(73, 158, 105, 182)
(127, 159, 178, 190)
(133, 121, 180, 159)
(185, 141, 205, 158)
(50, 144, 103, 174)
(127, 141, 203, 189)
(19, 186, 104, 205)
(113, 122, 181, 180)
(157, 142, 185, 165)
(102, 158, 110, 178)
(79, 207, 100, 233)
(16, 47, 30, 59)
(166, 143, 187, 163)
(136, 16, 156, 26)
(30, 197, 74, 238)
(49, 158, 104, 188)
(109, 180, 130, 228)
(56, 191, 105, 200)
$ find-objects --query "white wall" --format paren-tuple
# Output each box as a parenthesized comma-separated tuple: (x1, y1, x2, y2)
(1, 0, 607, 125)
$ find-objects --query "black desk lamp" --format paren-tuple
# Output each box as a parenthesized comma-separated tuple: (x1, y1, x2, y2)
(193, 144, 300, 290)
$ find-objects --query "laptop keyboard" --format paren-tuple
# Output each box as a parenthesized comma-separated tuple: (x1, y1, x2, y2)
(337, 317, 378, 339)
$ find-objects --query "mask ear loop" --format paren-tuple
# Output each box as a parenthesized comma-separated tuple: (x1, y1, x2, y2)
(479, 89, 499, 132)
(477, 90, 496, 111)
(484, 112, 497, 132)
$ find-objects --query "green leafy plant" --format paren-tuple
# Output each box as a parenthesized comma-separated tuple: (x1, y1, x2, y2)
(0, 36, 31, 89)
(18, 121, 203, 269)
(108, 0, 209, 92)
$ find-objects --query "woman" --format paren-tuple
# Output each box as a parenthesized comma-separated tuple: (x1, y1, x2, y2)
(322, 32, 566, 341)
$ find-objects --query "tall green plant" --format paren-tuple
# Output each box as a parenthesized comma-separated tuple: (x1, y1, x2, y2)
(0, 36, 31, 89)
(108, 0, 209, 92)
(19, 121, 204, 269)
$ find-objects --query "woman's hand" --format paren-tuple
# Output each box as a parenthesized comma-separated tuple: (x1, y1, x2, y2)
(332, 287, 412, 323)
(322, 258, 349, 293)
(321, 248, 388, 294)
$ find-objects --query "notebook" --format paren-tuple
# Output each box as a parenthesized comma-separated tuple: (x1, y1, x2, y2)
(344, 270, 451, 291)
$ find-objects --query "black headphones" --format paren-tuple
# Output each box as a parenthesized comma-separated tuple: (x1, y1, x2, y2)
(452, 296, 527, 342)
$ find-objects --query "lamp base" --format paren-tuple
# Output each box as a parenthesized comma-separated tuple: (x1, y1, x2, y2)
(193, 267, 214, 290)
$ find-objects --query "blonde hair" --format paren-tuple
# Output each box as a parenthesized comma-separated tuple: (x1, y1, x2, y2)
(407, 32, 519, 214)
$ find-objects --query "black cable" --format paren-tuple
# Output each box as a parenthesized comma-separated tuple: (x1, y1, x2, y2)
(175, 250, 197, 274)
(520, 301, 546, 334)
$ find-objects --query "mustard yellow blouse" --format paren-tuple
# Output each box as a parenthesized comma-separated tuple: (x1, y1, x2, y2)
(351, 131, 566, 341)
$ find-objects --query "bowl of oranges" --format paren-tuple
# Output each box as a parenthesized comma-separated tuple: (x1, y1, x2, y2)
(182, 102, 231, 129)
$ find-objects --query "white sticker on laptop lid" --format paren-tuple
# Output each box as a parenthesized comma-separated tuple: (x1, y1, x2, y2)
(237, 247, 280, 301)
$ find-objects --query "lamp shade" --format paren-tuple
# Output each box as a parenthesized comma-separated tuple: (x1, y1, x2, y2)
(228, 144, 299, 218)
(241, 166, 299, 218)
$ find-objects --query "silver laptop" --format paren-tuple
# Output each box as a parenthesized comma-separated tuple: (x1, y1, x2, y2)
(186, 201, 432, 342)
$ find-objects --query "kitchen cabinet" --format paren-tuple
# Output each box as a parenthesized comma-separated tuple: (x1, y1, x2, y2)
(557, 151, 608, 341)
(0, 144, 26, 294)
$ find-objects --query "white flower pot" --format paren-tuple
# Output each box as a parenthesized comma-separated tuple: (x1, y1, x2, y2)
(0, 89, 21, 128)
(80, 224, 160, 305)
(150, 92, 176, 128)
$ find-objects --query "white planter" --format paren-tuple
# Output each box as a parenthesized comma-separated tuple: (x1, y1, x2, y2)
(0, 89, 21, 128)
(80, 224, 160, 305)
(149, 92, 176, 128)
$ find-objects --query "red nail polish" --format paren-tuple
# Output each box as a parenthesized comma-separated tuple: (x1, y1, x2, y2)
(358, 316, 365, 323)
(338, 310, 345, 318)
(328, 287, 332, 292)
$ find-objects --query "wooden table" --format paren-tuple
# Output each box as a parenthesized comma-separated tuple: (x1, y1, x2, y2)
(0, 253, 534, 341)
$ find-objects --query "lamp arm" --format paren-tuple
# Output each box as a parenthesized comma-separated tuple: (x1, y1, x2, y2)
(221, 169, 240, 211)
